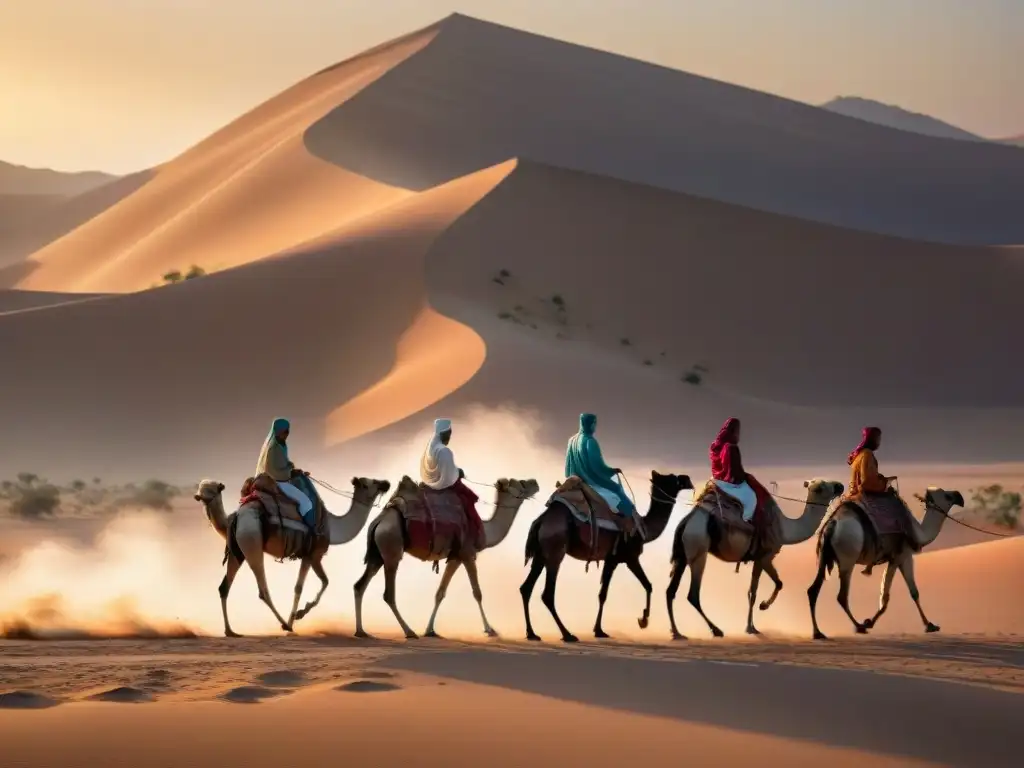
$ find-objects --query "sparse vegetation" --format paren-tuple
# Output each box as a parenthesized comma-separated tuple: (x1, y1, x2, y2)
(683, 370, 703, 386)
(1, 473, 62, 519)
(968, 484, 1022, 529)
(163, 265, 206, 285)
(551, 294, 565, 310)
(620, 338, 631, 346)
(0, 475, 188, 519)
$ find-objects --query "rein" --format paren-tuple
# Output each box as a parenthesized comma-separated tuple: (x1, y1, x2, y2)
(911, 493, 1015, 538)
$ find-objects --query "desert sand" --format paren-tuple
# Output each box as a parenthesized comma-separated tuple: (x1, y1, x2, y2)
(2, 12, 1022, 768)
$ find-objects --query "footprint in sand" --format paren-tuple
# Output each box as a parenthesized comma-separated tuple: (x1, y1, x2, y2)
(255, 670, 308, 688)
(219, 685, 285, 704)
(335, 680, 401, 693)
(0, 691, 61, 709)
(87, 686, 153, 704)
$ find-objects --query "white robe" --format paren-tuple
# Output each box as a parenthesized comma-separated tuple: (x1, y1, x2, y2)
(420, 419, 460, 490)
(714, 479, 757, 522)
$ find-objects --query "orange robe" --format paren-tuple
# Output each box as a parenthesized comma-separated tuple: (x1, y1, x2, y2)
(848, 449, 889, 498)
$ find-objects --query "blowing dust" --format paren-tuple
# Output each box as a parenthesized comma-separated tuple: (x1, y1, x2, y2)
(1, 406, 835, 641)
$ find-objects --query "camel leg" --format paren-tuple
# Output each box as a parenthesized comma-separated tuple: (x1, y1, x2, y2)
(352, 561, 382, 638)
(807, 547, 830, 640)
(745, 561, 764, 635)
(861, 561, 897, 630)
(239, 534, 291, 633)
(463, 557, 498, 637)
(758, 558, 784, 611)
(295, 557, 329, 623)
(218, 554, 243, 638)
(287, 559, 312, 629)
(520, 557, 545, 641)
(625, 557, 653, 631)
(898, 555, 939, 633)
(665, 557, 688, 641)
(836, 562, 867, 634)
(540, 553, 577, 643)
(424, 559, 461, 638)
(382, 559, 418, 639)
(687, 552, 724, 638)
(593, 557, 620, 639)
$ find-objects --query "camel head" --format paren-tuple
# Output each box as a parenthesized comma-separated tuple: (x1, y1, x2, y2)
(802, 478, 844, 506)
(194, 479, 226, 504)
(651, 471, 695, 501)
(494, 477, 540, 509)
(350, 476, 391, 505)
(920, 487, 965, 513)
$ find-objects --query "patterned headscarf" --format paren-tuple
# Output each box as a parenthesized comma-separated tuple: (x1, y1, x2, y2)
(847, 426, 881, 465)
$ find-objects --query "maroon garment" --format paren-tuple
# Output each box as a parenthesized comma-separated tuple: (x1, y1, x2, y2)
(450, 479, 485, 548)
(746, 473, 773, 529)
(848, 426, 882, 466)
(709, 417, 745, 483)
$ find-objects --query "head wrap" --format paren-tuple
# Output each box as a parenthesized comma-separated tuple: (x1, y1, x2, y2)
(847, 426, 881, 465)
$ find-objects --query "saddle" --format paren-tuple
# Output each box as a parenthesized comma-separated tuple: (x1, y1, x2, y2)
(693, 480, 782, 562)
(385, 476, 475, 568)
(548, 476, 642, 557)
(821, 491, 918, 573)
(237, 473, 326, 560)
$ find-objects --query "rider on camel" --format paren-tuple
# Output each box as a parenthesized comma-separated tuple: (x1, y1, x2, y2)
(847, 426, 894, 499)
(420, 418, 485, 548)
(708, 417, 773, 525)
(255, 417, 317, 533)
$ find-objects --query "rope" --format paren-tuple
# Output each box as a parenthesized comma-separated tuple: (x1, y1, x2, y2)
(910, 493, 1015, 538)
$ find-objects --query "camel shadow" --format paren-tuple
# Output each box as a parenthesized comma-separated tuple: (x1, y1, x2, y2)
(377, 647, 1019, 767)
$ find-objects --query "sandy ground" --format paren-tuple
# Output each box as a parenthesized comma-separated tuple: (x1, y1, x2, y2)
(1, 636, 1020, 767)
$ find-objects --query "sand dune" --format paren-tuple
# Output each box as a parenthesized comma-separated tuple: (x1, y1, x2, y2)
(0, 160, 116, 197)
(12, 24, 441, 293)
(820, 97, 983, 142)
(307, 14, 1024, 245)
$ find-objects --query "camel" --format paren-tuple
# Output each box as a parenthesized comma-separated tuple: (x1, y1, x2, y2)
(194, 476, 390, 636)
(353, 476, 540, 639)
(667, 478, 844, 639)
(520, 471, 694, 643)
(807, 487, 963, 640)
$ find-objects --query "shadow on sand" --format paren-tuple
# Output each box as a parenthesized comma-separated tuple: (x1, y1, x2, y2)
(378, 646, 1019, 767)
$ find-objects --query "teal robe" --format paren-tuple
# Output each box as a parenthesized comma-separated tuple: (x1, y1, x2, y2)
(564, 413, 635, 516)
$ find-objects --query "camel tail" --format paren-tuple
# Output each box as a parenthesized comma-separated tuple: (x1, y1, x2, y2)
(363, 514, 385, 567)
(669, 516, 688, 566)
(524, 514, 544, 566)
(223, 512, 245, 566)
(817, 520, 837, 577)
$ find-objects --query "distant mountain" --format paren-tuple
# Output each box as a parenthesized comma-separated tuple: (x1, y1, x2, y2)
(0, 160, 117, 196)
(1001, 135, 1024, 147)
(820, 97, 983, 142)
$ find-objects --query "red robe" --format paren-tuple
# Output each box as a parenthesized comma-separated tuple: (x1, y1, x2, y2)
(450, 479, 485, 549)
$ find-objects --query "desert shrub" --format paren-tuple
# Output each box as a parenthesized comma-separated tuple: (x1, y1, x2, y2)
(551, 294, 565, 310)
(118, 479, 179, 512)
(968, 484, 1022, 529)
(162, 269, 183, 284)
(184, 265, 205, 280)
(4, 474, 62, 519)
(683, 371, 703, 386)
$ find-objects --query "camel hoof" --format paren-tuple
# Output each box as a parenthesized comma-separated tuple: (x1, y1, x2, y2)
(671, 632, 687, 642)
(526, 633, 542, 642)
(281, 623, 293, 633)
(813, 631, 829, 641)
(745, 626, 761, 636)
(225, 630, 243, 638)
(855, 624, 868, 634)
(562, 634, 579, 644)
(711, 627, 724, 638)
(593, 629, 610, 639)
(294, 609, 307, 621)
(354, 629, 370, 639)
(404, 631, 419, 640)
(758, 601, 770, 611)
(637, 616, 649, 630)
(484, 629, 499, 638)
(925, 623, 940, 633)
(423, 630, 441, 639)
(862, 618, 875, 630)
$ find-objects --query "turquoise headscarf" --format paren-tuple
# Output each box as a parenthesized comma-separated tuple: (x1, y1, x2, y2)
(564, 413, 635, 515)
(270, 417, 290, 460)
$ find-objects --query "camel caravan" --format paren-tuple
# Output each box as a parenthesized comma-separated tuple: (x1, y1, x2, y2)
(193, 416, 966, 641)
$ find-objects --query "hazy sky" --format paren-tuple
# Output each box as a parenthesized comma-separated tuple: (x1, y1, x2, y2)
(1, 0, 1020, 173)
